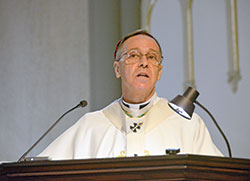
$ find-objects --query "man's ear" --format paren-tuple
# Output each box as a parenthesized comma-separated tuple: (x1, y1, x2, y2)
(157, 65, 163, 80)
(113, 61, 121, 78)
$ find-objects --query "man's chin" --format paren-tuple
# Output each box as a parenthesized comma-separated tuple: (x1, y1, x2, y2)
(133, 84, 152, 92)
(123, 82, 154, 93)
(135, 76, 150, 83)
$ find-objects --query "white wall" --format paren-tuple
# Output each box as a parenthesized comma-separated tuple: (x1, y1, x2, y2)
(0, 0, 92, 161)
(152, 0, 250, 158)
(0, 0, 138, 162)
(88, 0, 123, 112)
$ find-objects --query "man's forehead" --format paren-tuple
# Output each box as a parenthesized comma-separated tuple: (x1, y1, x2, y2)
(114, 30, 162, 60)
(121, 35, 160, 51)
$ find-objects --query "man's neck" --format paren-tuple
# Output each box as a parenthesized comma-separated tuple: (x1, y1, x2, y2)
(122, 88, 155, 104)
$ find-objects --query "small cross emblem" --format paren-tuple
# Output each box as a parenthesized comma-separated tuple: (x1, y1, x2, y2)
(130, 122, 143, 132)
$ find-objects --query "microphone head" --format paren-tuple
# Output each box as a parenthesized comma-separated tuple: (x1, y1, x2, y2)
(79, 100, 88, 107)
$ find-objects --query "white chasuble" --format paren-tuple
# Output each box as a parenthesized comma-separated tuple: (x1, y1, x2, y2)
(39, 96, 223, 160)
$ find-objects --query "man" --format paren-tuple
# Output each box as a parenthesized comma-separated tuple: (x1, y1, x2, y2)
(39, 30, 222, 160)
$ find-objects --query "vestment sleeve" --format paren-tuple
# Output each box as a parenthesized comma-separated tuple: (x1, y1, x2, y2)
(38, 119, 81, 160)
(192, 113, 223, 156)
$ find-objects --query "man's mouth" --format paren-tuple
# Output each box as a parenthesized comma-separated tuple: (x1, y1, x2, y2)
(137, 73, 149, 78)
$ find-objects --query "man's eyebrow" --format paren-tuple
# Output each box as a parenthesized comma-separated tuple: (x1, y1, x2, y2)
(148, 48, 160, 54)
(127, 48, 139, 51)
(126, 48, 160, 53)
(119, 48, 138, 55)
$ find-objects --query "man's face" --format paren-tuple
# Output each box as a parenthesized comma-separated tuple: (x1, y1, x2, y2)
(113, 35, 162, 97)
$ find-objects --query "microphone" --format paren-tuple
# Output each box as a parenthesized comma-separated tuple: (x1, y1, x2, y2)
(18, 100, 88, 162)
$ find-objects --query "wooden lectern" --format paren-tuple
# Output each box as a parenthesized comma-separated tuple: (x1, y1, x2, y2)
(1, 154, 250, 180)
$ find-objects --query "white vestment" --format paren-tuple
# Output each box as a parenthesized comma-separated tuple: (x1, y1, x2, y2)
(39, 95, 222, 160)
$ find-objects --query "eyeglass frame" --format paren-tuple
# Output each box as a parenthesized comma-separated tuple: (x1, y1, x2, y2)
(117, 49, 164, 66)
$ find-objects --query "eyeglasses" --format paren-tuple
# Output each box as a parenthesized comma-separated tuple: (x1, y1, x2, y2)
(118, 49, 163, 66)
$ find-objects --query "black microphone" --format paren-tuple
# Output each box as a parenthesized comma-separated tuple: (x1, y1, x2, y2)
(18, 100, 88, 162)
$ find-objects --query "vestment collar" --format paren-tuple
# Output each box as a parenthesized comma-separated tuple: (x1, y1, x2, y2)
(120, 93, 158, 118)
(102, 95, 174, 134)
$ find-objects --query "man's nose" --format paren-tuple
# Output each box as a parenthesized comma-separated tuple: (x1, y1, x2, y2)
(138, 54, 148, 67)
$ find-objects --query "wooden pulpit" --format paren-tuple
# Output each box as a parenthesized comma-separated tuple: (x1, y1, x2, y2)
(1, 154, 250, 180)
